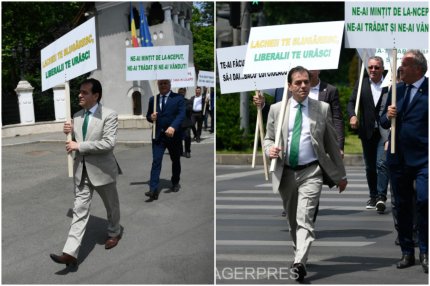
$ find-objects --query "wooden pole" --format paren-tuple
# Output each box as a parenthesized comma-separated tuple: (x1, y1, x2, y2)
(257, 104, 269, 180)
(251, 99, 260, 168)
(270, 76, 289, 172)
(65, 81, 73, 178)
(391, 48, 397, 153)
(203, 87, 209, 116)
(152, 94, 157, 139)
(354, 62, 365, 117)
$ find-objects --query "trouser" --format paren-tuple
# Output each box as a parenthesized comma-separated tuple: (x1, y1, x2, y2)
(278, 164, 323, 265)
(361, 130, 384, 198)
(191, 112, 203, 139)
(390, 164, 428, 255)
(63, 169, 121, 258)
(150, 136, 182, 191)
(182, 127, 191, 153)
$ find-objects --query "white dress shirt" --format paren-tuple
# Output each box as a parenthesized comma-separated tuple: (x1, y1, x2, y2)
(159, 91, 171, 110)
(286, 97, 317, 166)
(193, 96, 203, 112)
(308, 81, 320, 100)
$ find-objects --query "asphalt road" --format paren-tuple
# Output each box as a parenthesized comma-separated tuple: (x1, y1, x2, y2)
(2, 133, 214, 284)
(216, 165, 429, 284)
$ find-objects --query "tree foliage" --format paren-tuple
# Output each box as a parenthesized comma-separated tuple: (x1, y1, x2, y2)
(192, 2, 214, 72)
(2, 2, 89, 124)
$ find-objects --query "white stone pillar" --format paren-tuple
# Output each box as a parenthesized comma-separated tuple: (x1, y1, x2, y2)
(53, 83, 66, 121)
(179, 15, 185, 28)
(162, 6, 172, 23)
(185, 19, 191, 30)
(14, 80, 35, 124)
(172, 11, 179, 24)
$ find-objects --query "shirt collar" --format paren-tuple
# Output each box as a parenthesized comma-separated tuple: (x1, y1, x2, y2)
(369, 76, 384, 86)
(410, 76, 426, 90)
(87, 103, 98, 114)
(291, 96, 308, 108)
(161, 90, 171, 97)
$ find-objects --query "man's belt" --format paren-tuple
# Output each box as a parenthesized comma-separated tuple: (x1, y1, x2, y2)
(286, 160, 318, 171)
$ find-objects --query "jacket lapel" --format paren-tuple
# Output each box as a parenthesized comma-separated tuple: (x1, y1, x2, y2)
(308, 98, 317, 134)
(406, 79, 428, 113)
(85, 105, 102, 140)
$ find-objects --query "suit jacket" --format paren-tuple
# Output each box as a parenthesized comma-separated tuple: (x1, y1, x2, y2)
(146, 91, 185, 140)
(347, 77, 389, 140)
(264, 98, 346, 193)
(72, 104, 120, 187)
(380, 78, 428, 167)
(273, 82, 345, 150)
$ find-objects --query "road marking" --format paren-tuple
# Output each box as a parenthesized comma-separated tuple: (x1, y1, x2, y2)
(216, 197, 390, 203)
(216, 254, 361, 263)
(217, 240, 375, 247)
(217, 170, 268, 181)
(217, 190, 370, 195)
(216, 205, 373, 211)
(216, 214, 392, 222)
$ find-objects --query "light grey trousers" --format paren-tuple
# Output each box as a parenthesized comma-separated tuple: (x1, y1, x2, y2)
(63, 170, 121, 258)
(278, 164, 323, 266)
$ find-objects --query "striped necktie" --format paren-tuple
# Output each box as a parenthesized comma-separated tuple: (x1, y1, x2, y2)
(289, 103, 302, 168)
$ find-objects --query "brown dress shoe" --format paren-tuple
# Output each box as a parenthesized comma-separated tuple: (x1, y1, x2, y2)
(50, 253, 77, 267)
(105, 235, 121, 249)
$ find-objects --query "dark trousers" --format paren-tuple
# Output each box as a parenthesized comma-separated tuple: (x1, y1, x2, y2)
(149, 136, 182, 191)
(182, 127, 191, 153)
(390, 164, 428, 255)
(191, 112, 203, 139)
(361, 130, 382, 198)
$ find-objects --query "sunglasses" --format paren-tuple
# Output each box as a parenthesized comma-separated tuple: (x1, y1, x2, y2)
(368, 66, 381, 70)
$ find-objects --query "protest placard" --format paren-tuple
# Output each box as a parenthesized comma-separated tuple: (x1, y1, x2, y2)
(243, 21, 344, 74)
(376, 48, 430, 76)
(126, 45, 189, 81)
(197, 70, 214, 87)
(171, 67, 196, 88)
(217, 45, 287, 94)
(41, 17, 97, 91)
(345, 2, 429, 49)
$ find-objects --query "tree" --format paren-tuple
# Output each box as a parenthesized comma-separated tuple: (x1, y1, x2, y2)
(2, 2, 91, 124)
(192, 2, 214, 72)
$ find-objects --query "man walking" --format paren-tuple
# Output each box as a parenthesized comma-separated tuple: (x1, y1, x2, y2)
(381, 49, 428, 273)
(146, 80, 185, 200)
(50, 78, 122, 267)
(264, 66, 347, 281)
(347, 56, 390, 211)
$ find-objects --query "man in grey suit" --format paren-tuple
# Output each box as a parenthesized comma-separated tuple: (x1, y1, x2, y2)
(50, 78, 122, 267)
(264, 66, 347, 281)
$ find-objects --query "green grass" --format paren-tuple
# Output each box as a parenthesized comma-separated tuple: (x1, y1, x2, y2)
(216, 134, 363, 155)
(344, 134, 363, 154)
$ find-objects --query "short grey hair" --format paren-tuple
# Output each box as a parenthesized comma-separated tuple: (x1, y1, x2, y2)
(368, 56, 384, 68)
(404, 49, 428, 75)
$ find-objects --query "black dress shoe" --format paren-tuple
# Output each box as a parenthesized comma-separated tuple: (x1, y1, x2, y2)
(292, 263, 307, 282)
(395, 236, 400, 245)
(420, 253, 428, 273)
(50, 253, 77, 267)
(396, 254, 415, 269)
(185, 152, 191, 158)
(171, 184, 181, 192)
(145, 191, 158, 200)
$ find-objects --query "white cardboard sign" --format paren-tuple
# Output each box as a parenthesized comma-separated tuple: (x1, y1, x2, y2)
(171, 67, 196, 88)
(217, 45, 287, 94)
(126, 45, 189, 81)
(41, 17, 98, 91)
(345, 2, 429, 49)
(243, 21, 344, 74)
(197, 70, 215, 87)
(376, 48, 430, 77)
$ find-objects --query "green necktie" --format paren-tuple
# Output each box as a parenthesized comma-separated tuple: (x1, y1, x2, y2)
(82, 110, 91, 141)
(289, 103, 302, 168)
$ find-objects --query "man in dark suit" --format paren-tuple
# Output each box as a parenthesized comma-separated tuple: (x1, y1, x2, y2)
(178, 87, 192, 158)
(347, 56, 390, 211)
(146, 80, 185, 200)
(50, 78, 122, 267)
(381, 49, 428, 273)
(189, 86, 206, 142)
